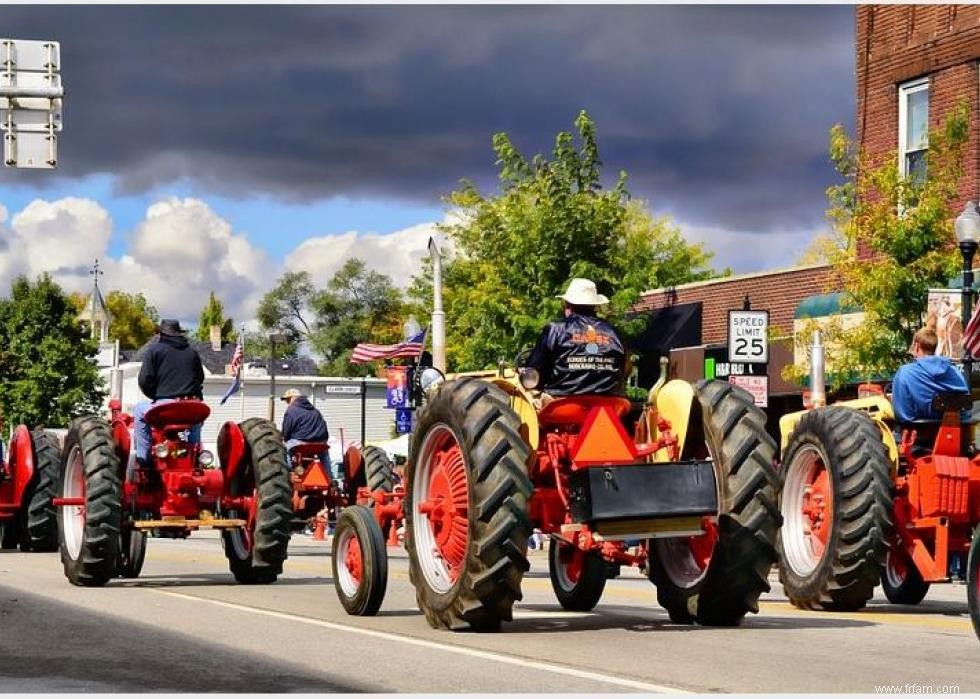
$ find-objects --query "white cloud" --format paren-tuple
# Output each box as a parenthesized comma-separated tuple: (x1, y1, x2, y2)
(284, 220, 445, 288)
(0, 196, 272, 324)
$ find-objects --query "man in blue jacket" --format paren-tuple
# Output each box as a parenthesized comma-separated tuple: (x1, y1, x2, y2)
(280, 388, 331, 474)
(892, 325, 969, 423)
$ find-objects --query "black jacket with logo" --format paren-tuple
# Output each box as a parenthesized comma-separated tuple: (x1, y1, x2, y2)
(138, 335, 205, 400)
(526, 313, 626, 396)
(281, 396, 329, 443)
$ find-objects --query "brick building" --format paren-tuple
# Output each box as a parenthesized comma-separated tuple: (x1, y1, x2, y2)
(857, 5, 980, 205)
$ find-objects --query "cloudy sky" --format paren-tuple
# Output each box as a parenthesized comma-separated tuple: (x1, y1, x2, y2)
(0, 5, 855, 323)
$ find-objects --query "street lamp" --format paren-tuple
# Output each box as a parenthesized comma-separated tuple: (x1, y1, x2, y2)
(268, 331, 288, 420)
(955, 201, 980, 390)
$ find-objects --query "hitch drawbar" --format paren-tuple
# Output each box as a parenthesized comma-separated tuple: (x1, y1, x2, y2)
(567, 460, 717, 540)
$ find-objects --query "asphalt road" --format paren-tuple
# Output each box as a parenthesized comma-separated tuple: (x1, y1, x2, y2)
(1, 533, 977, 693)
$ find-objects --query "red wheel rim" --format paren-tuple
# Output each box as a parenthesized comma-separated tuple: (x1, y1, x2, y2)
(415, 425, 469, 591)
(687, 518, 718, 572)
(558, 544, 584, 585)
(345, 535, 363, 584)
(801, 463, 832, 559)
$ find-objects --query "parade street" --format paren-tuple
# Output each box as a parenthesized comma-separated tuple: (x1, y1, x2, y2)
(1, 533, 976, 694)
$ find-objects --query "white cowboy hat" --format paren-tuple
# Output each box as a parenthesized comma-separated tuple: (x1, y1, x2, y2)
(556, 278, 609, 306)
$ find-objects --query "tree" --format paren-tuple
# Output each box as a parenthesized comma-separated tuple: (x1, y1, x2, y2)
(786, 102, 970, 386)
(257, 262, 406, 376)
(194, 291, 235, 344)
(106, 291, 159, 350)
(410, 110, 717, 370)
(0, 275, 105, 426)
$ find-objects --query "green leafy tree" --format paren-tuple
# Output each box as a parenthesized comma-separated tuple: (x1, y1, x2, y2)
(0, 275, 105, 426)
(106, 291, 159, 350)
(257, 262, 406, 376)
(410, 110, 717, 370)
(194, 291, 235, 344)
(792, 102, 971, 384)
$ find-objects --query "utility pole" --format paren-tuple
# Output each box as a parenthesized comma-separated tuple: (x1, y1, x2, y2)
(428, 237, 446, 372)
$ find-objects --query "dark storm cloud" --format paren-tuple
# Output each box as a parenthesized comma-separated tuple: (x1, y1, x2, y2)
(2, 5, 854, 233)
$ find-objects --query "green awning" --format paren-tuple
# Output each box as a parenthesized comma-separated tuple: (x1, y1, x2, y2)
(794, 292, 860, 320)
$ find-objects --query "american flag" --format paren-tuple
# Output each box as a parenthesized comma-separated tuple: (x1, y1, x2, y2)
(350, 329, 426, 364)
(964, 304, 980, 359)
(219, 337, 245, 405)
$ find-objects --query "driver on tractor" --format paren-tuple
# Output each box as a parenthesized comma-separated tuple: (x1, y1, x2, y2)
(135, 319, 206, 468)
(891, 324, 969, 425)
(280, 388, 331, 477)
(526, 278, 627, 403)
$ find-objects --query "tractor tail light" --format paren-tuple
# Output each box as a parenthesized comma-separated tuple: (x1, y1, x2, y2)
(198, 450, 215, 468)
(153, 443, 170, 459)
(519, 367, 540, 390)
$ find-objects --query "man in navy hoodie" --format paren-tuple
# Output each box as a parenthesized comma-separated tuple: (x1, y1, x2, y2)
(891, 325, 969, 424)
(135, 319, 205, 467)
(280, 388, 331, 474)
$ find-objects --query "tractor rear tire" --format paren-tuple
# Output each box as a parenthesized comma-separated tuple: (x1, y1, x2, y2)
(648, 380, 781, 626)
(881, 548, 929, 605)
(58, 417, 122, 587)
(968, 526, 979, 642)
(332, 504, 388, 616)
(548, 539, 606, 611)
(119, 528, 147, 579)
(778, 406, 893, 611)
(363, 446, 395, 493)
(405, 378, 533, 632)
(20, 429, 61, 552)
(222, 418, 292, 584)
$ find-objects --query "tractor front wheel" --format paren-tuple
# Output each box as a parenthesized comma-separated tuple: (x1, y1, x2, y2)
(881, 548, 929, 605)
(118, 527, 147, 579)
(967, 526, 979, 642)
(648, 380, 781, 626)
(58, 417, 122, 587)
(548, 539, 606, 611)
(332, 504, 387, 616)
(405, 378, 532, 632)
(222, 418, 292, 584)
(778, 406, 893, 611)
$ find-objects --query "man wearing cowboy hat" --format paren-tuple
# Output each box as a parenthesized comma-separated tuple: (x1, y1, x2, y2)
(134, 319, 206, 467)
(526, 278, 627, 398)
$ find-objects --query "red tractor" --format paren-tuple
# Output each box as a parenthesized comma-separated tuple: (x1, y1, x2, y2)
(0, 424, 61, 552)
(778, 390, 980, 642)
(54, 399, 292, 585)
(332, 370, 781, 631)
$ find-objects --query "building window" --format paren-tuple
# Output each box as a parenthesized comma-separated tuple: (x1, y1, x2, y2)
(898, 78, 929, 182)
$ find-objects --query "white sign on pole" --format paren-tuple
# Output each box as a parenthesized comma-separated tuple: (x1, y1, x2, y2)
(728, 310, 769, 364)
(729, 375, 769, 407)
(1, 38, 63, 169)
(324, 385, 363, 395)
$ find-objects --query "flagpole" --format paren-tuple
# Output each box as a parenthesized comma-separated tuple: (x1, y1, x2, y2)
(239, 324, 246, 422)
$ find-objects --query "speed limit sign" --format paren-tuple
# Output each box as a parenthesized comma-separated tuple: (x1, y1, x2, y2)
(728, 310, 769, 364)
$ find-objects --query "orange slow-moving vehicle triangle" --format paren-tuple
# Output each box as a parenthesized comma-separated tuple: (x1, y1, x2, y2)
(570, 405, 638, 465)
(301, 461, 330, 488)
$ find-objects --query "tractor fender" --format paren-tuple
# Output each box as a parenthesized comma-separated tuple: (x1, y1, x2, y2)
(217, 421, 248, 490)
(653, 379, 695, 460)
(6, 425, 36, 509)
(487, 377, 539, 452)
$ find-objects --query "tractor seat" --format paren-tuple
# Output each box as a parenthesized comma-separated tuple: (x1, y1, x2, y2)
(143, 400, 211, 430)
(289, 441, 328, 458)
(538, 396, 632, 428)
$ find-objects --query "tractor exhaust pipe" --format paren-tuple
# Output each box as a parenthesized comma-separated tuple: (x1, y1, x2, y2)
(810, 330, 826, 408)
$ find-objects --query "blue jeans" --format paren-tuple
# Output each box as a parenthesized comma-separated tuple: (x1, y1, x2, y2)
(134, 399, 202, 465)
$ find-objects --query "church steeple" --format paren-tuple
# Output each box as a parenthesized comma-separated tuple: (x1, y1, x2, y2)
(79, 259, 111, 342)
